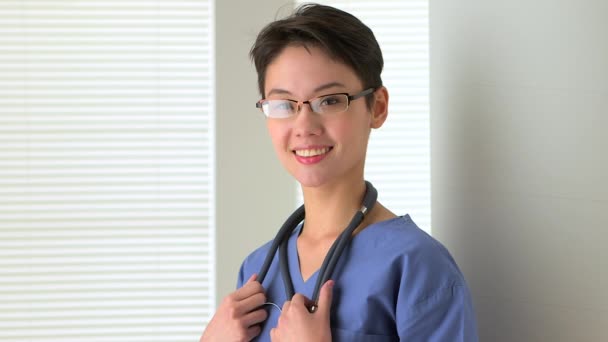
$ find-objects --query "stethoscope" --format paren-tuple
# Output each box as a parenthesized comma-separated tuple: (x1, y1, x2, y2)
(256, 181, 377, 313)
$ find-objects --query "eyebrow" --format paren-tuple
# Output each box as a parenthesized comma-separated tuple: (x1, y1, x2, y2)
(266, 82, 347, 98)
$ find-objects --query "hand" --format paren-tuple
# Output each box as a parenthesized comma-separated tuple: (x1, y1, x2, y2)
(270, 280, 334, 342)
(200, 274, 268, 342)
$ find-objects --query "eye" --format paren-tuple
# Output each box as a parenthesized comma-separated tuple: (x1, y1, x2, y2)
(319, 95, 346, 107)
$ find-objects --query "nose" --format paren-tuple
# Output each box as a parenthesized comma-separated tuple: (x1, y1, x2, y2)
(293, 102, 322, 137)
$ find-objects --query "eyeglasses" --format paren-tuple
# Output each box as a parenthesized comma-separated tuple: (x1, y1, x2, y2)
(255, 88, 375, 119)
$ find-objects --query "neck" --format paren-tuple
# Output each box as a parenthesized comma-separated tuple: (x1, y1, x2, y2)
(300, 178, 367, 240)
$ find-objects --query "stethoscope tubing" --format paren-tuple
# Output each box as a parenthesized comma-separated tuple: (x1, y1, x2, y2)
(257, 205, 305, 282)
(310, 210, 365, 307)
(258, 181, 377, 313)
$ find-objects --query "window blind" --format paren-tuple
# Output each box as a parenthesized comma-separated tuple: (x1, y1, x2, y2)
(295, 0, 431, 232)
(0, 1, 215, 341)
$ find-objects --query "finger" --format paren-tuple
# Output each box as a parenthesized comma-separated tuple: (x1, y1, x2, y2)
(317, 280, 334, 316)
(281, 300, 291, 313)
(291, 293, 308, 307)
(234, 278, 265, 301)
(292, 293, 316, 314)
(246, 324, 262, 341)
(246, 273, 258, 283)
(238, 292, 267, 314)
(242, 308, 268, 327)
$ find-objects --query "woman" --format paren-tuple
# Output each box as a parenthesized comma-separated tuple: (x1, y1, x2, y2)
(201, 4, 478, 341)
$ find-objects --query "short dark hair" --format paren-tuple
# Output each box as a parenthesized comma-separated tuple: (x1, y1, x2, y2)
(249, 3, 384, 108)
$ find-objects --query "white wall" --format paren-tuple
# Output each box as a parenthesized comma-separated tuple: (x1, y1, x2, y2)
(215, 1, 296, 303)
(431, 0, 608, 340)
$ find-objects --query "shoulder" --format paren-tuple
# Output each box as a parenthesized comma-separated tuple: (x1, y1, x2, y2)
(332, 215, 477, 338)
(355, 214, 467, 289)
(361, 215, 459, 264)
(366, 217, 478, 340)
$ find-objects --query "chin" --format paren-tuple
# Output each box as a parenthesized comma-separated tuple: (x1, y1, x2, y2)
(292, 172, 331, 189)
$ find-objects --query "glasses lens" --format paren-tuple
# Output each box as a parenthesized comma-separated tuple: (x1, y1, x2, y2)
(263, 100, 296, 118)
(311, 94, 349, 114)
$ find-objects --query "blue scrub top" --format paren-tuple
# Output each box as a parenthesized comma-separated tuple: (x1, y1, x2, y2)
(237, 215, 479, 341)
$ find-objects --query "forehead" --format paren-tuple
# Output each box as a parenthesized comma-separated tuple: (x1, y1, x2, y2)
(264, 45, 363, 97)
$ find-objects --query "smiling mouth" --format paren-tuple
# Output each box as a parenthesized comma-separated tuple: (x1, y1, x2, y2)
(293, 147, 332, 157)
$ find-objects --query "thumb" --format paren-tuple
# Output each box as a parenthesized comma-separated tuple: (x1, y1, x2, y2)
(317, 280, 334, 316)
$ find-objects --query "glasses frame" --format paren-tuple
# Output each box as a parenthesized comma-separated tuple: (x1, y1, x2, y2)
(255, 87, 376, 118)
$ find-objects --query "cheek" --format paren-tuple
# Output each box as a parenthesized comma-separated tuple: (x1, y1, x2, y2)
(328, 115, 370, 145)
(266, 121, 289, 152)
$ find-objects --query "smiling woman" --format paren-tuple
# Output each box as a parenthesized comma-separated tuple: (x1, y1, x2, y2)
(0, 1, 214, 341)
(200, 4, 477, 342)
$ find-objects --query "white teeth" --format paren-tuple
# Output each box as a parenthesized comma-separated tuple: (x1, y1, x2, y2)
(294, 147, 330, 157)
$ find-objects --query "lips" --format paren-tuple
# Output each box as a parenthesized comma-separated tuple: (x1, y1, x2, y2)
(292, 146, 333, 164)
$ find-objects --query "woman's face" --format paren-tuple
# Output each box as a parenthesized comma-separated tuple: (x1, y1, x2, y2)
(263, 45, 387, 188)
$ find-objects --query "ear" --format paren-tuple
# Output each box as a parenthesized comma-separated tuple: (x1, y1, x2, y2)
(370, 86, 389, 129)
